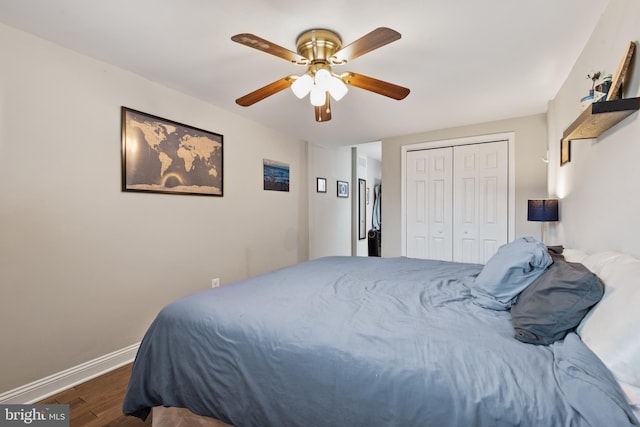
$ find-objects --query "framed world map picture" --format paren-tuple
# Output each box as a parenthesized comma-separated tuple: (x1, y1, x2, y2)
(121, 107, 223, 196)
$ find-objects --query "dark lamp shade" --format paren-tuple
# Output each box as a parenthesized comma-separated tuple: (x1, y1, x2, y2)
(528, 199, 559, 222)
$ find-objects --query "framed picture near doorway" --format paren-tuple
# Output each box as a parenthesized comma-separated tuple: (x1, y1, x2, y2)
(316, 177, 327, 193)
(337, 180, 349, 198)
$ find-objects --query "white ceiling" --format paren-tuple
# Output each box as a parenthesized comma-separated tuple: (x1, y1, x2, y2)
(0, 0, 610, 148)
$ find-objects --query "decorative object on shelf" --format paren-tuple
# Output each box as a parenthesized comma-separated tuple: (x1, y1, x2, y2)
(607, 41, 636, 101)
(580, 93, 595, 110)
(316, 177, 327, 193)
(121, 107, 223, 197)
(582, 71, 601, 108)
(561, 41, 639, 166)
(587, 71, 601, 95)
(594, 74, 613, 102)
(527, 199, 559, 243)
(337, 180, 349, 198)
(587, 71, 601, 88)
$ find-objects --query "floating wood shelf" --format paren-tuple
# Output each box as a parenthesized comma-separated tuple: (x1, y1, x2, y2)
(563, 97, 640, 141)
(560, 97, 640, 165)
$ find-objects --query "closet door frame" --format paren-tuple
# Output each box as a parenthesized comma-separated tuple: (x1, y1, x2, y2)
(400, 132, 516, 257)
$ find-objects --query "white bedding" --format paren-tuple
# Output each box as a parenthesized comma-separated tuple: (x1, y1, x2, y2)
(564, 249, 640, 412)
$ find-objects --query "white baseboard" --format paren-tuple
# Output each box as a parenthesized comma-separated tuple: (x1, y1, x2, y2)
(0, 342, 140, 404)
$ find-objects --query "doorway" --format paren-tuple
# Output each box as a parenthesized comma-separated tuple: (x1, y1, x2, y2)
(352, 142, 382, 256)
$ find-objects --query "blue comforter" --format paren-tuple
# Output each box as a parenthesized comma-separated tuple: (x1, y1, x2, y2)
(123, 256, 639, 426)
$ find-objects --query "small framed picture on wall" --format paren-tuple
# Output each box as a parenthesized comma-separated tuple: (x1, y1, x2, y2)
(317, 177, 327, 193)
(337, 180, 349, 198)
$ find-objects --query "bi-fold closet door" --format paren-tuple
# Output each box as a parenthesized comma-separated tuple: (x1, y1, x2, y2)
(406, 140, 508, 264)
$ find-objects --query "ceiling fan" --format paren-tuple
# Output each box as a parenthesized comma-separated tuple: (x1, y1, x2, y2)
(231, 27, 410, 122)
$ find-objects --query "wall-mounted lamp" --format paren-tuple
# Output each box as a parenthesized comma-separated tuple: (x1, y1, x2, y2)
(527, 199, 559, 243)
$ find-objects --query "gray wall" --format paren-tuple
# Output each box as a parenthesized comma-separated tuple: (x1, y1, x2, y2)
(0, 23, 308, 393)
(547, 0, 640, 257)
(381, 114, 549, 257)
(307, 144, 353, 259)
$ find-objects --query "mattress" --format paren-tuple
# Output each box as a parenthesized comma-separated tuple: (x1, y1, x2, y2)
(123, 256, 639, 426)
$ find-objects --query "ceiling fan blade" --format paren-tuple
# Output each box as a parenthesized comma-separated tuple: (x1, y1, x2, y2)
(331, 27, 401, 64)
(314, 93, 332, 122)
(341, 72, 410, 100)
(231, 33, 309, 64)
(235, 77, 294, 107)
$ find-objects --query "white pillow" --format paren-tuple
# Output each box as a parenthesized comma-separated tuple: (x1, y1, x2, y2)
(562, 249, 588, 264)
(581, 251, 627, 275)
(576, 252, 640, 388)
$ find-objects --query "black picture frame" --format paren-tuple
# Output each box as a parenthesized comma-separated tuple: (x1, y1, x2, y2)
(337, 180, 349, 198)
(121, 107, 223, 196)
(316, 177, 327, 193)
(263, 159, 290, 192)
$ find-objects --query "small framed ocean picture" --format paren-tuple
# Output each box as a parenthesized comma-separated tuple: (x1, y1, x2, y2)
(263, 159, 290, 192)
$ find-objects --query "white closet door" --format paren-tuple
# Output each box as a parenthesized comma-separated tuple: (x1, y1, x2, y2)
(406, 148, 453, 261)
(453, 141, 508, 264)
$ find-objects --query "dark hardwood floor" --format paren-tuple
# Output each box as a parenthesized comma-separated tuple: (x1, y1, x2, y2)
(37, 363, 151, 427)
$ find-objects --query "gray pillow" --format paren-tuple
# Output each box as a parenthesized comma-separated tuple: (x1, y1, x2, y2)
(471, 237, 552, 310)
(511, 258, 604, 345)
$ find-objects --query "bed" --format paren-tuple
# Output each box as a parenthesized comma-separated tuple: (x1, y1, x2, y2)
(123, 237, 640, 426)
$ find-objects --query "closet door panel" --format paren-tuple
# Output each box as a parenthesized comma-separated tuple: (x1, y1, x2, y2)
(428, 149, 453, 261)
(453, 141, 508, 264)
(406, 152, 429, 259)
(406, 148, 453, 261)
(477, 142, 508, 263)
(453, 147, 480, 263)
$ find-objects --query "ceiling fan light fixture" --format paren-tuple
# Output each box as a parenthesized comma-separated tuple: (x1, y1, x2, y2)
(291, 73, 314, 98)
(328, 76, 348, 101)
(314, 68, 332, 91)
(232, 27, 409, 122)
(310, 86, 326, 106)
